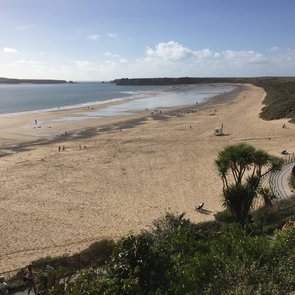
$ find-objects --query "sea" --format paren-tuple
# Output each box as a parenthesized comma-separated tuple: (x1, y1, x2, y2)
(0, 82, 235, 119)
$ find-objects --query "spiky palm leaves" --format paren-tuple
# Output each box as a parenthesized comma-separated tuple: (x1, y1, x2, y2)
(215, 143, 283, 225)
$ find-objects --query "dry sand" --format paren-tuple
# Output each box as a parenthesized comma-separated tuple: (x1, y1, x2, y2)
(0, 84, 294, 273)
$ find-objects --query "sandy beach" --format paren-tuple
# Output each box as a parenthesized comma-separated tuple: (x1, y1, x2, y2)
(0, 83, 294, 273)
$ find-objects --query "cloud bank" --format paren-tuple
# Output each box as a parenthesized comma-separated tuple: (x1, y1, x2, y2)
(1, 41, 294, 80)
(145, 41, 214, 62)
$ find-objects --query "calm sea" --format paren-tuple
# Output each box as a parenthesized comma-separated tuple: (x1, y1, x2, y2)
(0, 82, 235, 117)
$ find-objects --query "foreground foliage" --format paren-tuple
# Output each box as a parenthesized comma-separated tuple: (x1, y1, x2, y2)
(65, 214, 295, 295)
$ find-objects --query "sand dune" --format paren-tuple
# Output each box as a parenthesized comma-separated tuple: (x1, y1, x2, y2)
(0, 84, 293, 272)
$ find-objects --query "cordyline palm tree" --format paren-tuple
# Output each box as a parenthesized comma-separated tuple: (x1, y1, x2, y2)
(215, 143, 283, 226)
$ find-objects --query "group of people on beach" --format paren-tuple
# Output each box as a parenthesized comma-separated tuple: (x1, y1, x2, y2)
(58, 144, 89, 152)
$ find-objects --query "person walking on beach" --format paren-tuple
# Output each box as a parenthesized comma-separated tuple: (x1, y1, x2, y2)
(23, 264, 36, 294)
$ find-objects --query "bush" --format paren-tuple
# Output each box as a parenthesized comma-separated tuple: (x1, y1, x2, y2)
(67, 214, 295, 294)
(214, 210, 234, 223)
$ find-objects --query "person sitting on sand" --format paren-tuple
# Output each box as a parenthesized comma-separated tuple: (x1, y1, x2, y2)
(281, 149, 288, 155)
(0, 276, 8, 295)
(195, 202, 204, 211)
(23, 264, 36, 294)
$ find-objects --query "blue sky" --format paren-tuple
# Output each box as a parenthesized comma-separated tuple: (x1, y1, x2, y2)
(0, 0, 295, 80)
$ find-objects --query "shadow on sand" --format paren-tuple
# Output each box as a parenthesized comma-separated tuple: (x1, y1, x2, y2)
(197, 209, 212, 215)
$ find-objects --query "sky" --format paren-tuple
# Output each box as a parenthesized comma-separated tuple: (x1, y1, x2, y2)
(0, 0, 295, 80)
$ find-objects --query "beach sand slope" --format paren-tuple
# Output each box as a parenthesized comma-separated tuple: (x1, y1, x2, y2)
(0, 84, 293, 272)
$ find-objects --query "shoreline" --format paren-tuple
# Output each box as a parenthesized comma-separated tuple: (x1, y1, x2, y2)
(1, 83, 293, 272)
(0, 84, 237, 157)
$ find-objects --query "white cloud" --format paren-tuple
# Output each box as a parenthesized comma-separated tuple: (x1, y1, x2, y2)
(145, 41, 194, 61)
(107, 33, 117, 38)
(223, 50, 267, 64)
(270, 46, 279, 52)
(104, 52, 127, 63)
(9, 59, 43, 67)
(87, 34, 101, 40)
(75, 60, 96, 70)
(194, 48, 214, 58)
(105, 51, 119, 58)
(3, 47, 18, 53)
(145, 41, 214, 62)
(278, 49, 295, 62)
(119, 58, 127, 64)
(1, 38, 295, 80)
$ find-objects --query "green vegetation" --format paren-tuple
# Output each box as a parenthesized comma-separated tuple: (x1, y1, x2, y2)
(9, 203, 295, 294)
(215, 143, 283, 226)
(253, 195, 295, 235)
(11, 201, 294, 294)
(255, 78, 295, 122)
(64, 213, 295, 295)
(8, 239, 114, 293)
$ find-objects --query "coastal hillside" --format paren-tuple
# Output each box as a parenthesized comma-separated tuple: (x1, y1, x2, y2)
(257, 78, 295, 122)
(112, 77, 295, 122)
(0, 77, 68, 84)
(111, 77, 239, 85)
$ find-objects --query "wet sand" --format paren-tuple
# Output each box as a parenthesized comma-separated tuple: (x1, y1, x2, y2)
(0, 83, 293, 272)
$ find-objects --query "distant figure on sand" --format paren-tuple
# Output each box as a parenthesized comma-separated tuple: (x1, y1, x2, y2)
(0, 276, 8, 295)
(23, 264, 36, 294)
(195, 202, 204, 211)
(281, 149, 288, 155)
(34, 119, 37, 125)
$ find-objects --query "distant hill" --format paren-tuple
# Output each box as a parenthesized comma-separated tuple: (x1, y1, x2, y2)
(112, 77, 239, 85)
(0, 77, 68, 84)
